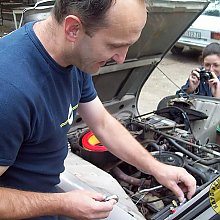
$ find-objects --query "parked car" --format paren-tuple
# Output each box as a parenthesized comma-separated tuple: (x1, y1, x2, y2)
(171, 0, 220, 54)
(23, 1, 220, 219)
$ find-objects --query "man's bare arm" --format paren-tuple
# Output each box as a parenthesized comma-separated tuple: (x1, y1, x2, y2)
(0, 166, 114, 219)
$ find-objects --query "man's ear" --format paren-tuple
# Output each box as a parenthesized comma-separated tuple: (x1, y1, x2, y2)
(64, 15, 82, 42)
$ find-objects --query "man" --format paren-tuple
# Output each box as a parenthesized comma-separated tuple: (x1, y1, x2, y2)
(0, 0, 196, 219)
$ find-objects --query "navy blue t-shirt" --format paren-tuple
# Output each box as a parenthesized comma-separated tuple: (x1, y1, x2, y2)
(0, 22, 97, 219)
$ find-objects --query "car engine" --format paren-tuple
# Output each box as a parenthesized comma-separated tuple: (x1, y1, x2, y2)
(67, 96, 220, 220)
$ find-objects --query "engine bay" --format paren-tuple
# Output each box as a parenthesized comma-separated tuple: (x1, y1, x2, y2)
(67, 96, 220, 220)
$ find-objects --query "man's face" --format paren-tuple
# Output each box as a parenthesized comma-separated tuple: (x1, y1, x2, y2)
(72, 0, 147, 74)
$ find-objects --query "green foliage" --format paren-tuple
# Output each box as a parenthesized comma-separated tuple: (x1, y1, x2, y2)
(204, 9, 220, 17)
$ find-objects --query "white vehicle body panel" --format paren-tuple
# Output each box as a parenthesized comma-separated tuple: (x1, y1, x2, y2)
(173, 2, 220, 52)
(177, 15, 220, 49)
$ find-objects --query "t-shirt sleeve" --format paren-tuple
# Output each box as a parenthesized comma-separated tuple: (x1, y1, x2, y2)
(0, 81, 30, 166)
(80, 73, 97, 103)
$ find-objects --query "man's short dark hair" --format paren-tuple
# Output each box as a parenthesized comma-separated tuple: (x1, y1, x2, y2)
(52, 0, 115, 36)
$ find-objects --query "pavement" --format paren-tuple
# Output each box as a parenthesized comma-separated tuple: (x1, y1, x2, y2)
(138, 50, 200, 114)
(0, 20, 15, 37)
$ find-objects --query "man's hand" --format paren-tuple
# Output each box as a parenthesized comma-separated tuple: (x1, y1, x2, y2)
(59, 190, 116, 219)
(153, 163, 196, 202)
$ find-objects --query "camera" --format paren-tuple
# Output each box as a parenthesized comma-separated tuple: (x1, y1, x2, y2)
(198, 67, 213, 81)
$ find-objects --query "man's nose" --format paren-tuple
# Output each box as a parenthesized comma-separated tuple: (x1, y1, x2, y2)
(112, 48, 129, 64)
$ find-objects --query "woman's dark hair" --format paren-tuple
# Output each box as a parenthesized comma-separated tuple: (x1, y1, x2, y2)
(52, 0, 115, 36)
(201, 42, 220, 60)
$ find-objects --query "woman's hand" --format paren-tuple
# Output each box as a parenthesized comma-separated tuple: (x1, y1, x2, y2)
(186, 68, 201, 94)
(208, 72, 220, 98)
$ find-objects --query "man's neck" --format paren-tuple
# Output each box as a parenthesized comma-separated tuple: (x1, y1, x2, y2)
(33, 17, 69, 67)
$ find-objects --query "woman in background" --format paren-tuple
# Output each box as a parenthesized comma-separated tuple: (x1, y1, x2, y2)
(177, 42, 220, 98)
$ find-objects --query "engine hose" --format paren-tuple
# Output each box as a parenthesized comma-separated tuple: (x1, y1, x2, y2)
(155, 105, 194, 136)
(131, 120, 220, 157)
(111, 167, 151, 187)
(147, 142, 160, 151)
(156, 131, 220, 157)
(164, 137, 220, 165)
(184, 164, 208, 182)
(194, 174, 220, 196)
